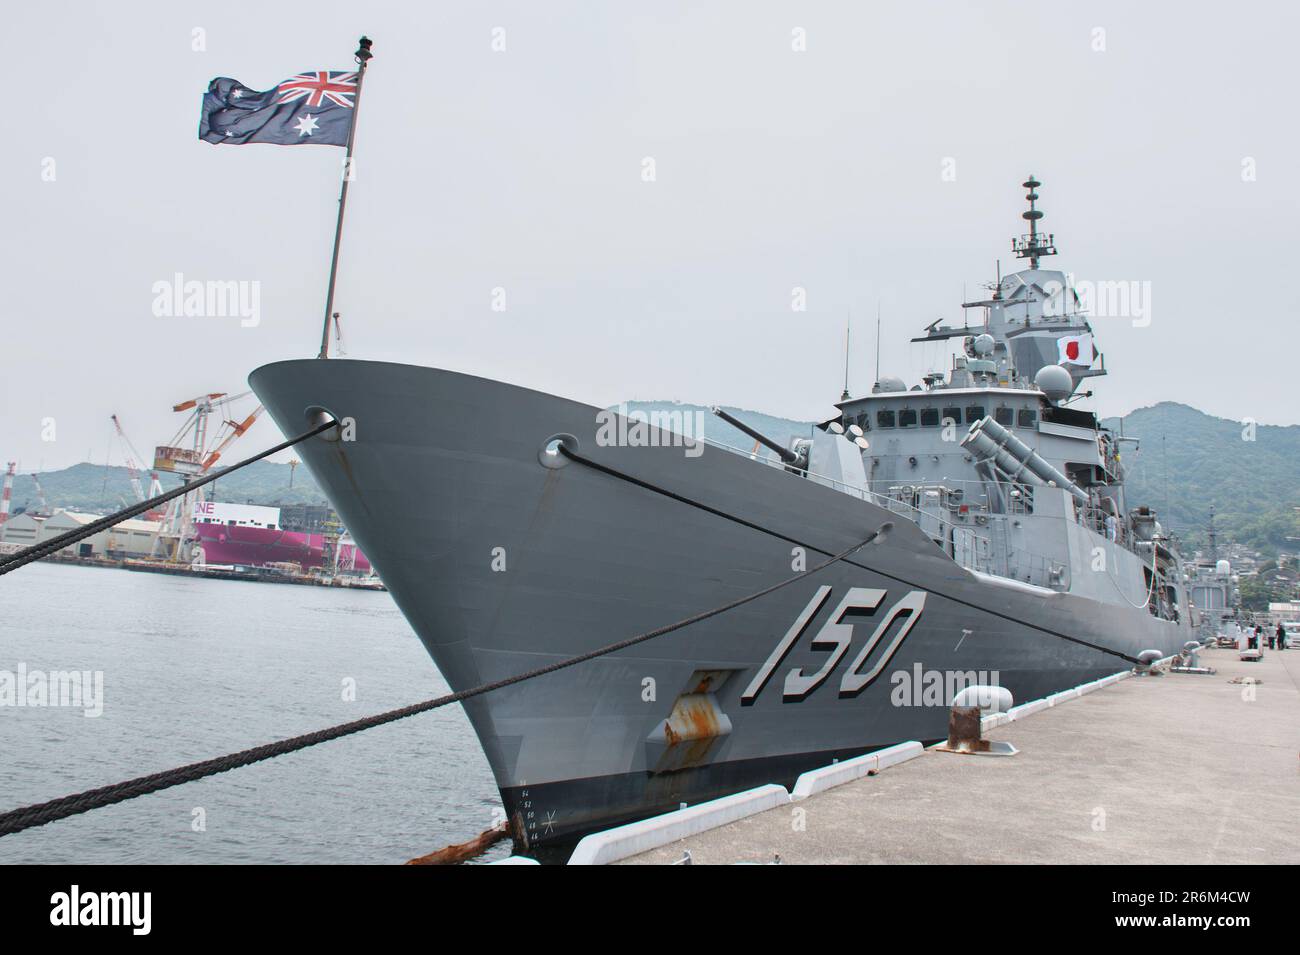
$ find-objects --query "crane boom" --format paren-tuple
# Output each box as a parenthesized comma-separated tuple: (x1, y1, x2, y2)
(171, 392, 227, 414)
(201, 406, 265, 471)
(111, 413, 149, 503)
(30, 474, 50, 514)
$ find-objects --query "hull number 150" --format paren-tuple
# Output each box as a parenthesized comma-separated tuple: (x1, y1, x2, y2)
(741, 586, 927, 705)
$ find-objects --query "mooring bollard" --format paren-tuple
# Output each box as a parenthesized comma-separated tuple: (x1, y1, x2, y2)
(1170, 639, 1217, 675)
(934, 684, 1017, 757)
(1134, 648, 1163, 676)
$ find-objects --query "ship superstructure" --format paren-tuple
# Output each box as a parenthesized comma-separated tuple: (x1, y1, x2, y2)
(826, 178, 1184, 623)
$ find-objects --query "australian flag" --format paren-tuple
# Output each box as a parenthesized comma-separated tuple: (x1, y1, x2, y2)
(199, 71, 357, 146)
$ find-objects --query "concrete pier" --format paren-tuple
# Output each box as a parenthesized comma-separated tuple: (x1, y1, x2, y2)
(619, 646, 1300, 864)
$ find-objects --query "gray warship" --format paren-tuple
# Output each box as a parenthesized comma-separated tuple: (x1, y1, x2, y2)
(1184, 508, 1240, 640)
(250, 178, 1193, 848)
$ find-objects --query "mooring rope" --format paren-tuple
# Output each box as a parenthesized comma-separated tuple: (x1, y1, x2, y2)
(0, 417, 341, 577)
(0, 529, 883, 837)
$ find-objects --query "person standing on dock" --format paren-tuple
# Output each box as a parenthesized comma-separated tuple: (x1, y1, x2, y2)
(1277, 622, 1287, 651)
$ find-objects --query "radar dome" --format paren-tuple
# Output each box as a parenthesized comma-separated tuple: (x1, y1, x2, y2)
(1216, 559, 1231, 576)
(1034, 364, 1073, 403)
(973, 334, 995, 356)
(873, 376, 907, 393)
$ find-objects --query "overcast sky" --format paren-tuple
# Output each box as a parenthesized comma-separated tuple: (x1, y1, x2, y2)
(4, 0, 1297, 472)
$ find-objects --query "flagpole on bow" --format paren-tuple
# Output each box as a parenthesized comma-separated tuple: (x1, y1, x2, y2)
(317, 36, 373, 359)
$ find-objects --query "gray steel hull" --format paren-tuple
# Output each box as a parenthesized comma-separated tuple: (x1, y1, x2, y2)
(249, 359, 1189, 848)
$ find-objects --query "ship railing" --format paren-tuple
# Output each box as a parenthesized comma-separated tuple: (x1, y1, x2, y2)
(862, 477, 1035, 514)
(1075, 502, 1136, 552)
(699, 436, 927, 519)
(700, 437, 978, 553)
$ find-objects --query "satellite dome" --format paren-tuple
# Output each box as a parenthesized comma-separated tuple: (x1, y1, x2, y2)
(972, 333, 995, 356)
(1034, 364, 1073, 403)
(873, 375, 907, 393)
(1216, 559, 1231, 576)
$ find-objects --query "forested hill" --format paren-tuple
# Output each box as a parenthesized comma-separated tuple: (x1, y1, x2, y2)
(17, 400, 1299, 556)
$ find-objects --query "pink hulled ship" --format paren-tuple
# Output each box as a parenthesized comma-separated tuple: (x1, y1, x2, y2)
(191, 501, 371, 573)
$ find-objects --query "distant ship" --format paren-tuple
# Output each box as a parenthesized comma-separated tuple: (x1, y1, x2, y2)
(251, 178, 1193, 848)
(191, 501, 371, 573)
(1183, 507, 1240, 640)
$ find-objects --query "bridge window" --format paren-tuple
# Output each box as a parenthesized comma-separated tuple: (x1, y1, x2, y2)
(855, 413, 870, 432)
(994, 407, 1014, 426)
(964, 405, 985, 423)
(942, 407, 961, 427)
(898, 409, 918, 428)
(876, 410, 896, 429)
(1017, 409, 1038, 428)
(920, 408, 940, 427)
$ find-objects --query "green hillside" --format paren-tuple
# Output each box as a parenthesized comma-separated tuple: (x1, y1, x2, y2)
(1102, 402, 1300, 556)
(17, 400, 1299, 557)
(12, 460, 327, 514)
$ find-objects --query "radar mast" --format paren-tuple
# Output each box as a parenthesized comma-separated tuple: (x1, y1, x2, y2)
(1011, 176, 1057, 269)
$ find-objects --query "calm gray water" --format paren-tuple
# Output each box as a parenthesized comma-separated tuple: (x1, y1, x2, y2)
(0, 562, 508, 864)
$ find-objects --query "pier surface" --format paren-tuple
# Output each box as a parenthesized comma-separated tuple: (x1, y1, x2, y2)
(619, 646, 1300, 864)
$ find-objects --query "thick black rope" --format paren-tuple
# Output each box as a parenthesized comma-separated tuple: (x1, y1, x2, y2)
(0, 418, 340, 576)
(558, 444, 1142, 666)
(0, 530, 882, 837)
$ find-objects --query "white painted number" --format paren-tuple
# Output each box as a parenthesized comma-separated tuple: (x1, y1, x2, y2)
(743, 587, 928, 704)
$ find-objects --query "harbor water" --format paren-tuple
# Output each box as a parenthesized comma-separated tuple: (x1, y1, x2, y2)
(0, 562, 507, 864)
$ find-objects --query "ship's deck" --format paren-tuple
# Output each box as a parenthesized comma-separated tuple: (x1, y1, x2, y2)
(615, 645, 1300, 864)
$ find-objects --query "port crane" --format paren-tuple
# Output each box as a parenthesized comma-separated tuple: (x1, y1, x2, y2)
(29, 473, 52, 516)
(149, 391, 265, 561)
(110, 413, 163, 503)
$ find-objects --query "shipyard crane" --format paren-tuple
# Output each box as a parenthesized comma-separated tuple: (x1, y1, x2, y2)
(155, 392, 234, 474)
(29, 473, 51, 516)
(110, 414, 163, 501)
(201, 405, 264, 471)
(110, 414, 145, 502)
(150, 391, 265, 561)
